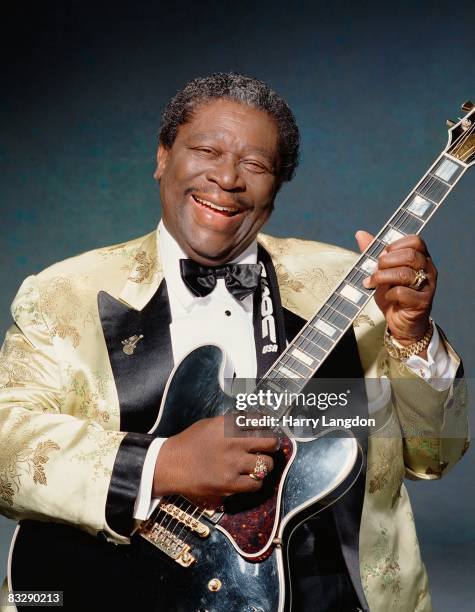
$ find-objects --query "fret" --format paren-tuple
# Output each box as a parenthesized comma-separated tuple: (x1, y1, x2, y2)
(313, 317, 342, 340)
(433, 156, 464, 184)
(276, 364, 299, 378)
(416, 174, 449, 203)
(304, 327, 336, 352)
(327, 293, 361, 318)
(359, 257, 378, 275)
(319, 304, 350, 331)
(404, 194, 435, 219)
(379, 225, 405, 244)
(307, 326, 335, 352)
(391, 209, 424, 235)
(257, 146, 468, 393)
(260, 378, 287, 395)
(337, 281, 367, 305)
(267, 370, 302, 392)
(345, 268, 372, 295)
(280, 354, 313, 377)
(365, 239, 387, 259)
(290, 347, 315, 366)
(294, 335, 326, 361)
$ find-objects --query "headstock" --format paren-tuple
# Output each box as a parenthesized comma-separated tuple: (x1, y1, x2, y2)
(446, 101, 475, 165)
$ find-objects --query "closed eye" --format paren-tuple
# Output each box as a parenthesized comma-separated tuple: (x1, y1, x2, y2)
(243, 160, 269, 173)
(192, 147, 216, 156)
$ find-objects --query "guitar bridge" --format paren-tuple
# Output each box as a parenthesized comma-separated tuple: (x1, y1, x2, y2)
(159, 501, 210, 538)
(137, 520, 196, 567)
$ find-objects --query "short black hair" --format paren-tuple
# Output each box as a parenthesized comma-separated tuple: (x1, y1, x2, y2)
(159, 72, 300, 182)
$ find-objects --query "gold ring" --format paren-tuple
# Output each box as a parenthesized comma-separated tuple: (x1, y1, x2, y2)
(410, 269, 428, 291)
(249, 453, 268, 481)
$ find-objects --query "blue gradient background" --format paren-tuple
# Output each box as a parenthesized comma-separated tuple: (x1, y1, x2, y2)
(1, 1, 474, 609)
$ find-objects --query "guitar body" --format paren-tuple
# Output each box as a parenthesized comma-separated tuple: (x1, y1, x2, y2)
(9, 345, 362, 612)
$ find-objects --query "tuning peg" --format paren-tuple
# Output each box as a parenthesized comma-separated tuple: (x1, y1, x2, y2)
(461, 100, 474, 112)
(446, 119, 457, 127)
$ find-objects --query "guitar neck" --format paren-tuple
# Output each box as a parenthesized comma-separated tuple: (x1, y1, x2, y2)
(259, 152, 468, 396)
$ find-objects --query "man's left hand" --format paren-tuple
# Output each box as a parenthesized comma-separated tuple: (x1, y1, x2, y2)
(355, 230, 436, 345)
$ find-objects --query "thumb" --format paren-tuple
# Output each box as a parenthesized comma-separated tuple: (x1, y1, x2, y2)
(355, 230, 374, 253)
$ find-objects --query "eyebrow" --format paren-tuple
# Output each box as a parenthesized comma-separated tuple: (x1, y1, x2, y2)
(188, 133, 276, 164)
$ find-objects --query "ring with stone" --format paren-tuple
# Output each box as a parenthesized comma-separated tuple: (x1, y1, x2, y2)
(249, 453, 269, 481)
(410, 268, 428, 291)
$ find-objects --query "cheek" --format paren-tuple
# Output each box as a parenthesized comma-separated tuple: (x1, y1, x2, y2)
(167, 152, 204, 184)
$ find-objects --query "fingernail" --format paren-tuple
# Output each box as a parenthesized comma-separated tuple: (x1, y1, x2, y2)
(363, 277, 371, 288)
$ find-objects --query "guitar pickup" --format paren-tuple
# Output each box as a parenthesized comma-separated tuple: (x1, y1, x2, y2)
(159, 501, 210, 538)
(137, 521, 196, 567)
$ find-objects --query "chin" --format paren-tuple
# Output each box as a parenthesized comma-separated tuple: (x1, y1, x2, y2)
(187, 240, 236, 264)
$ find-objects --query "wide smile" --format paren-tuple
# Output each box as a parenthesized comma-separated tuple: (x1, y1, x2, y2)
(191, 194, 242, 217)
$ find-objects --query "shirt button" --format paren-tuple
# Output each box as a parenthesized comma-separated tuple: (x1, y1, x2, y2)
(225, 310, 231, 317)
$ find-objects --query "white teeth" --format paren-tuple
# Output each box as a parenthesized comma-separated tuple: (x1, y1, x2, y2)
(193, 195, 238, 213)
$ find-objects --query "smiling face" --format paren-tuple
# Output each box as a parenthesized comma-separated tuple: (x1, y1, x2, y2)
(154, 98, 281, 265)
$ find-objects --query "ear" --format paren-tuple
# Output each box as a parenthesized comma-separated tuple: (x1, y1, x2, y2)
(153, 144, 169, 181)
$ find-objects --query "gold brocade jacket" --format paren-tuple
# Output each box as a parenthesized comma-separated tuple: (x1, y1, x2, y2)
(0, 229, 469, 612)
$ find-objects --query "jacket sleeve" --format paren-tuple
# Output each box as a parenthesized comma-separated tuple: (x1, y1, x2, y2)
(354, 296, 469, 481)
(386, 326, 469, 480)
(0, 275, 154, 544)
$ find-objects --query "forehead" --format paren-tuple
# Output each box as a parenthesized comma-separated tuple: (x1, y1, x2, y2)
(176, 98, 279, 157)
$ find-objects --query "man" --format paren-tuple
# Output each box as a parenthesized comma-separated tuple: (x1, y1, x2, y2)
(0, 73, 468, 611)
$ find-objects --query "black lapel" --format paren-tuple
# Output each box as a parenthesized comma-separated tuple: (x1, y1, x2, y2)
(283, 307, 369, 611)
(98, 280, 174, 434)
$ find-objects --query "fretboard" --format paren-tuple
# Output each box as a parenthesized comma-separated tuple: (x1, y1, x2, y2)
(259, 153, 467, 398)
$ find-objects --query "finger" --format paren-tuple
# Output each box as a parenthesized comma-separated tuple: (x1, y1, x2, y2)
(425, 255, 438, 282)
(382, 285, 434, 308)
(383, 234, 429, 255)
(355, 230, 375, 253)
(233, 474, 265, 494)
(188, 495, 224, 510)
(244, 436, 280, 453)
(377, 248, 427, 271)
(364, 266, 435, 290)
(240, 453, 274, 476)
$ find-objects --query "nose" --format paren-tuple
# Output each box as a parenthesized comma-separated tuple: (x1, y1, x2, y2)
(205, 153, 246, 191)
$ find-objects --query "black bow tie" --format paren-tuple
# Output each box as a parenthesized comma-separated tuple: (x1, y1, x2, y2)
(179, 259, 261, 301)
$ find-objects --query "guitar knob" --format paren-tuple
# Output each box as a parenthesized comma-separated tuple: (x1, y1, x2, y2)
(461, 100, 474, 112)
(446, 119, 457, 128)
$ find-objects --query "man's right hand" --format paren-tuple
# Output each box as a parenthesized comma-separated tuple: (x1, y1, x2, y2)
(152, 415, 279, 508)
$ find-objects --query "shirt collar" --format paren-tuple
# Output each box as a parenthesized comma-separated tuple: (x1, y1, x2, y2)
(157, 219, 258, 310)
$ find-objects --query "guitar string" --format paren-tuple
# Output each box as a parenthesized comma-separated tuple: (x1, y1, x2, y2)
(166, 496, 190, 540)
(171, 497, 202, 542)
(175, 500, 208, 546)
(259, 117, 475, 398)
(149, 117, 475, 547)
(261, 122, 474, 393)
(270, 119, 475, 384)
(451, 120, 475, 161)
(272, 185, 438, 389)
(156, 494, 180, 538)
(205, 120, 475, 533)
(163, 495, 206, 552)
(253, 148, 450, 395)
(159, 492, 208, 545)
(186, 120, 475, 548)
(156, 493, 181, 538)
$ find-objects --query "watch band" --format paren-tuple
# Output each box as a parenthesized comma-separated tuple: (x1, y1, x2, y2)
(383, 319, 434, 361)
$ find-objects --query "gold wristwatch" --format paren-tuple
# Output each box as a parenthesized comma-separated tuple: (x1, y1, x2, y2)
(383, 319, 434, 361)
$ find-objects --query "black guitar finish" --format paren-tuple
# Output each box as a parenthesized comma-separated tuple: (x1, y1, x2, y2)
(10, 345, 362, 612)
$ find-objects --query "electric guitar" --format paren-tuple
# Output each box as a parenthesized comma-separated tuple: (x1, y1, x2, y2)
(8, 102, 475, 612)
